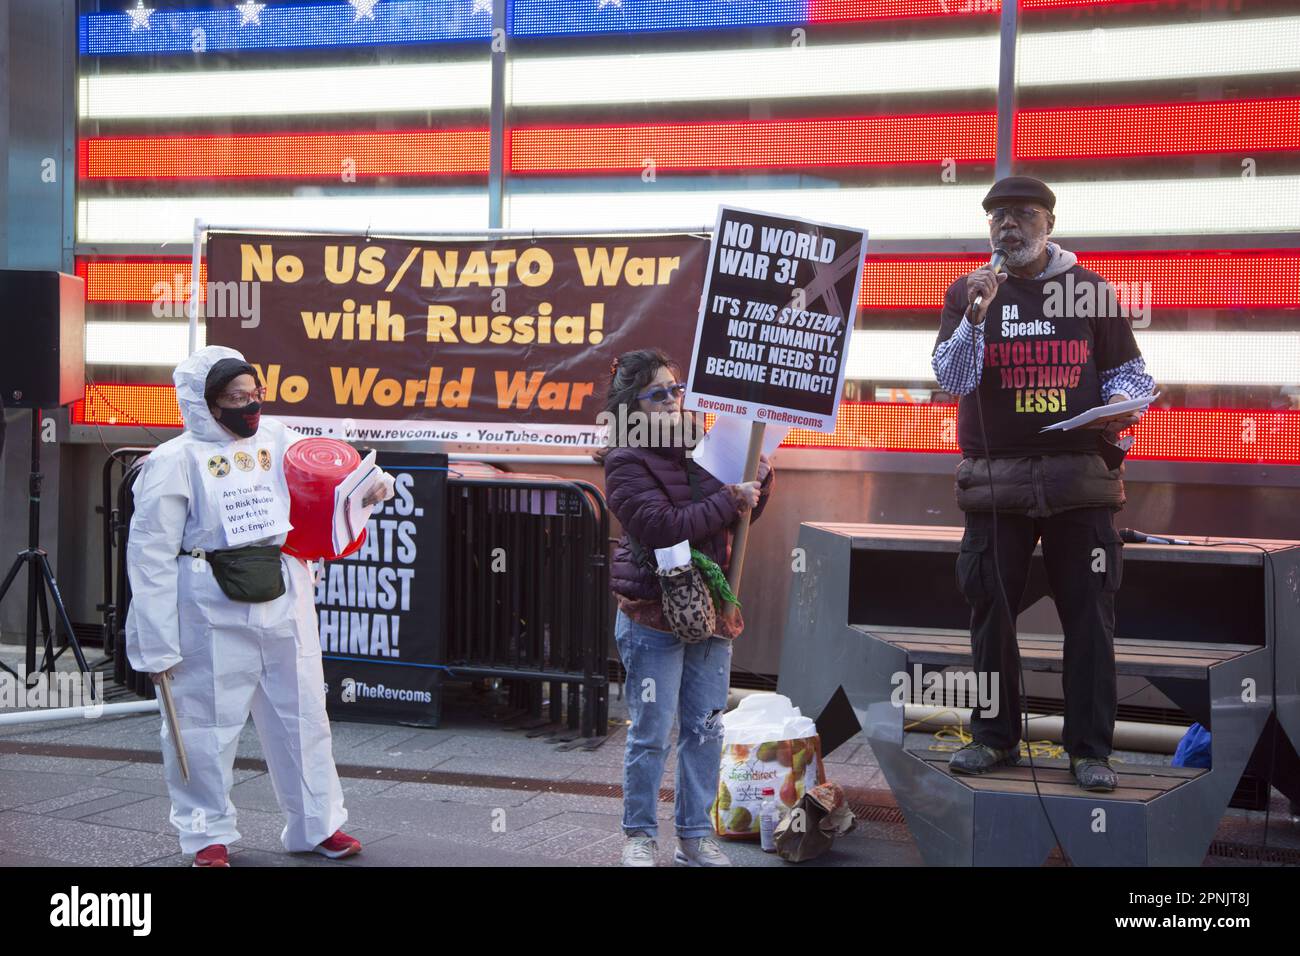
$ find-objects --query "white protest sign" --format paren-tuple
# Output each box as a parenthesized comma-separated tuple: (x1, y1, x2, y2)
(197, 442, 292, 547)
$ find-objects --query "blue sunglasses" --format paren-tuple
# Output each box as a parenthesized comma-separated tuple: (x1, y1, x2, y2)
(636, 383, 687, 404)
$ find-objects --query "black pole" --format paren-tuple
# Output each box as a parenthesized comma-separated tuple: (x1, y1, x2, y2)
(994, 0, 1020, 180)
(0, 408, 95, 695)
(25, 408, 41, 677)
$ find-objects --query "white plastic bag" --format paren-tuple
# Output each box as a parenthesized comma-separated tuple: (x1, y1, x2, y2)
(712, 694, 825, 838)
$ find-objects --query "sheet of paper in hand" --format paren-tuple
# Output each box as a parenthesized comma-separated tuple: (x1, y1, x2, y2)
(1039, 392, 1159, 432)
(332, 449, 380, 555)
(198, 442, 292, 547)
(691, 415, 788, 485)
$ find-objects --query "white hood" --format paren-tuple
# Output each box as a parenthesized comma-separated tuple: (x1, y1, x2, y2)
(173, 345, 249, 443)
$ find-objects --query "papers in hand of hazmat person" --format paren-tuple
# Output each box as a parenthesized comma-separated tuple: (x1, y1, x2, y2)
(331, 449, 380, 554)
(654, 540, 693, 571)
(1039, 392, 1159, 432)
(690, 414, 788, 484)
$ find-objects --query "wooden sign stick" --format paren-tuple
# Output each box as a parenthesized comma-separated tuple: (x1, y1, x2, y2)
(723, 420, 766, 624)
(158, 675, 190, 783)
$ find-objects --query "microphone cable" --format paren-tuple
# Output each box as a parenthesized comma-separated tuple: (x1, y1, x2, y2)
(972, 381, 1071, 864)
(965, 252, 1070, 863)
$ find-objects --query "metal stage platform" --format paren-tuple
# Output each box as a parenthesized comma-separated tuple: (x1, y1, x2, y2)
(778, 523, 1300, 866)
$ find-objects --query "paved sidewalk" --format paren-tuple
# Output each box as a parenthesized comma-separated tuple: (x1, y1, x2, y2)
(0, 646, 1295, 866)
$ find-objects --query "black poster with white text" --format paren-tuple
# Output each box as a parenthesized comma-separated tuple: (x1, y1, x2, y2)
(685, 205, 867, 432)
(318, 451, 447, 726)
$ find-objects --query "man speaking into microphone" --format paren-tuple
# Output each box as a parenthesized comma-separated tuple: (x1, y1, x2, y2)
(931, 176, 1155, 792)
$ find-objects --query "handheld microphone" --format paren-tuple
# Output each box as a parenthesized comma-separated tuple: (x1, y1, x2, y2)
(1120, 528, 1195, 546)
(970, 247, 1008, 319)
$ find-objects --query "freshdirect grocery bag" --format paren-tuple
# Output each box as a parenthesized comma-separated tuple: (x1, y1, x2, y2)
(711, 693, 826, 838)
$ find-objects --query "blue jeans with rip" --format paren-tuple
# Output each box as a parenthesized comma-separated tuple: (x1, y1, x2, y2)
(615, 609, 732, 839)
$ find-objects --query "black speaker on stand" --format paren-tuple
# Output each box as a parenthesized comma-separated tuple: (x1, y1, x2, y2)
(0, 269, 93, 694)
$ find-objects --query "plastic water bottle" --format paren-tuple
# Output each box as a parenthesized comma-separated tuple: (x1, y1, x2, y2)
(760, 787, 778, 852)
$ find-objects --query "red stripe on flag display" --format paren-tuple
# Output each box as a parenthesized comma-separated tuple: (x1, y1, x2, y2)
(78, 99, 1300, 179)
(511, 114, 997, 172)
(776, 404, 1300, 465)
(71, 387, 1300, 465)
(80, 129, 491, 180)
(1016, 98, 1300, 160)
(808, 0, 1182, 22)
(79, 259, 207, 303)
(71, 384, 185, 429)
(78, 252, 1300, 310)
(861, 252, 1300, 310)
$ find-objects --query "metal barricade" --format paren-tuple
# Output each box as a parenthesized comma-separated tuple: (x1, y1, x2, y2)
(445, 475, 611, 738)
(102, 459, 613, 735)
(103, 452, 155, 699)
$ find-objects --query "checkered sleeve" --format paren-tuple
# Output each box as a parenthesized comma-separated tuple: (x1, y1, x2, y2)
(1099, 356, 1155, 402)
(932, 316, 984, 396)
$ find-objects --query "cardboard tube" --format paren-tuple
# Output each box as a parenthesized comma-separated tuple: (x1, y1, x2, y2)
(903, 704, 1188, 754)
(723, 421, 765, 625)
(0, 699, 158, 726)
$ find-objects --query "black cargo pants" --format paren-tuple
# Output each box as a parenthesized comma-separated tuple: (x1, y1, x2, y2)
(956, 504, 1123, 758)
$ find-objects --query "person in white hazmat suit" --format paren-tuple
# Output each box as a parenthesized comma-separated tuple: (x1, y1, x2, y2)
(126, 345, 393, 867)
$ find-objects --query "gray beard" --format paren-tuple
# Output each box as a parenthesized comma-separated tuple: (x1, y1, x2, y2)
(1001, 236, 1049, 270)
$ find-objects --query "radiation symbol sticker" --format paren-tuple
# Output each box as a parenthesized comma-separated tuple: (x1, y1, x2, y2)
(234, 451, 254, 472)
(257, 448, 272, 471)
(207, 455, 231, 478)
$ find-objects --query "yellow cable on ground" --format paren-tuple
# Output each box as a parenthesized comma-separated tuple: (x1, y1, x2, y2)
(905, 716, 1067, 759)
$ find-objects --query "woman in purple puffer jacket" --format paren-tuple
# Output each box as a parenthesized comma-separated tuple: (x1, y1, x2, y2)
(595, 348, 773, 867)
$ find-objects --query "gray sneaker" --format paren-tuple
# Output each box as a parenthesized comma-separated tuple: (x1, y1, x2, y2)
(949, 741, 1021, 775)
(674, 835, 732, 867)
(621, 832, 658, 867)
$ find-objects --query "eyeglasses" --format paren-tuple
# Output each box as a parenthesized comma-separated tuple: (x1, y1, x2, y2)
(215, 386, 266, 407)
(636, 383, 687, 404)
(986, 205, 1045, 225)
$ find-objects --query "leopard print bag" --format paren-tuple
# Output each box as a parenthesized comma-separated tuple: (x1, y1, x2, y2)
(656, 561, 717, 643)
(624, 459, 716, 643)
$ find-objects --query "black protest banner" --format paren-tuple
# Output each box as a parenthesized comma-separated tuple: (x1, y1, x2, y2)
(684, 206, 868, 432)
(318, 451, 447, 726)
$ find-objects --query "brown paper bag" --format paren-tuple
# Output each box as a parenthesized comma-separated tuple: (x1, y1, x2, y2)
(772, 780, 856, 862)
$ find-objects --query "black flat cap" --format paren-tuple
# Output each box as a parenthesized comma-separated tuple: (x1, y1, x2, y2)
(982, 175, 1056, 212)
(204, 358, 256, 403)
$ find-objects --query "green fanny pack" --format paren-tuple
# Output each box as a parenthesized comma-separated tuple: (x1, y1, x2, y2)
(183, 545, 287, 603)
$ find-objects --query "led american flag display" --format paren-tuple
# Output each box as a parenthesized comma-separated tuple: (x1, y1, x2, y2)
(75, 0, 1300, 463)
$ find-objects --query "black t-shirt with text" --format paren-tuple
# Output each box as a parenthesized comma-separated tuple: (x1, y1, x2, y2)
(934, 265, 1142, 458)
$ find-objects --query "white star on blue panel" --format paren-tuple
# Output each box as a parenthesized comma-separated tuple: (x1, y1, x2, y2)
(349, 0, 381, 21)
(471, 0, 492, 14)
(236, 1, 265, 27)
(127, 0, 153, 31)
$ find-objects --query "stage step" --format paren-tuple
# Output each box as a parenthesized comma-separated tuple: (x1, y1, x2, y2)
(909, 750, 1205, 803)
(851, 624, 1258, 680)
(777, 522, 1299, 866)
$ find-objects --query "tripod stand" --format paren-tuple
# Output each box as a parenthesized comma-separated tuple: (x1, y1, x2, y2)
(0, 409, 94, 695)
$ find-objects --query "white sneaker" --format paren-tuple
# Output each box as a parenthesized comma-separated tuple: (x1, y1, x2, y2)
(674, 835, 732, 867)
(621, 833, 658, 867)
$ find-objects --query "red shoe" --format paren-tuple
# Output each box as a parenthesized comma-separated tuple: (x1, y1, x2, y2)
(193, 844, 230, 867)
(312, 830, 362, 859)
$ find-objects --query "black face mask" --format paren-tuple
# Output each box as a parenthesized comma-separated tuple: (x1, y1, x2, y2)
(215, 401, 261, 438)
